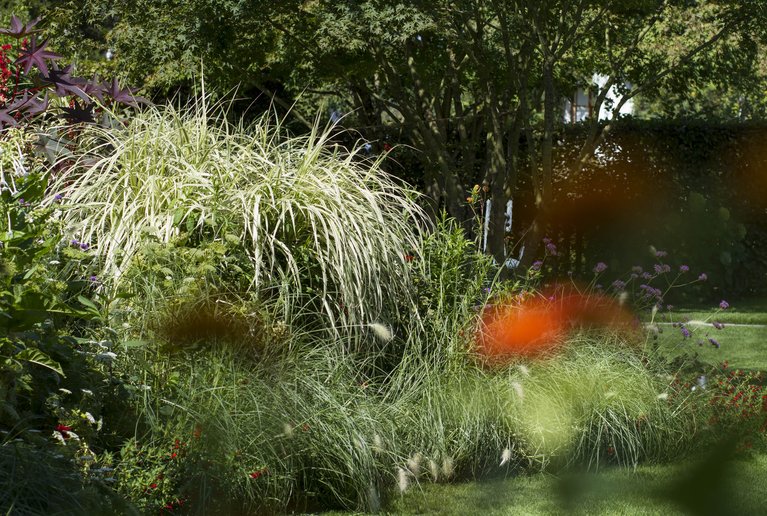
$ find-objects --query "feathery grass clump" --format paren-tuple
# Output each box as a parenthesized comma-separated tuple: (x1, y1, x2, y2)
(125, 343, 400, 513)
(50, 97, 427, 334)
(512, 337, 699, 470)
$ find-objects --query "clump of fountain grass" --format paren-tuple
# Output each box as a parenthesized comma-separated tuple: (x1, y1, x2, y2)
(511, 335, 699, 470)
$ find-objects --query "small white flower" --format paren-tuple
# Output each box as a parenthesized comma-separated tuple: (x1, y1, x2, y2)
(397, 467, 409, 493)
(48, 260, 61, 265)
(657, 392, 669, 400)
(369, 323, 393, 343)
(81, 389, 93, 396)
(84, 412, 96, 425)
(58, 388, 72, 395)
(52, 431, 66, 445)
(68, 431, 80, 441)
(500, 448, 512, 466)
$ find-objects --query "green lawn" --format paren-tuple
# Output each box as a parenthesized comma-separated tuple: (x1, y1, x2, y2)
(384, 453, 767, 515)
(653, 298, 767, 325)
(654, 324, 767, 370)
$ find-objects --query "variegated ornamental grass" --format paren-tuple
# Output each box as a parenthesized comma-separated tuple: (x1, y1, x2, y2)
(50, 97, 427, 331)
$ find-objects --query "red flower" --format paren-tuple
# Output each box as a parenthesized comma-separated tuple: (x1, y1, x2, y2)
(404, 254, 414, 263)
(249, 468, 269, 479)
(55, 424, 72, 438)
(149, 483, 158, 489)
(383, 143, 393, 152)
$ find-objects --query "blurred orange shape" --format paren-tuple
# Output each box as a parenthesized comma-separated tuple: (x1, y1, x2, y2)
(476, 289, 637, 362)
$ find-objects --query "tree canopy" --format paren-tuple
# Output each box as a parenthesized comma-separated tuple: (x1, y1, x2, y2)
(31, 0, 767, 263)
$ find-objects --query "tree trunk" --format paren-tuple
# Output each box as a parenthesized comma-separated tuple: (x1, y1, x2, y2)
(521, 57, 556, 268)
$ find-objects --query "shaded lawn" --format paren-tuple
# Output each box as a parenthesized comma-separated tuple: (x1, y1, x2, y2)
(382, 453, 767, 515)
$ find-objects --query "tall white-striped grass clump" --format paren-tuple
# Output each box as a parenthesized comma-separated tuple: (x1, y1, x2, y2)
(49, 97, 427, 332)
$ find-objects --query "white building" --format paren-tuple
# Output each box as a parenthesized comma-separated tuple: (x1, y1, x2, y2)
(563, 74, 634, 123)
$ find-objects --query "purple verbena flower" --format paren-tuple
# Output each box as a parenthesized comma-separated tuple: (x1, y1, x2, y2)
(712, 321, 725, 330)
(80, 242, 90, 251)
(641, 272, 652, 280)
(54, 194, 63, 201)
(654, 263, 671, 274)
(593, 262, 607, 273)
(679, 265, 689, 273)
(719, 300, 729, 310)
(681, 327, 691, 339)
(612, 279, 626, 291)
(531, 260, 543, 271)
(89, 275, 98, 283)
(655, 250, 668, 258)
(708, 338, 720, 349)
(698, 273, 708, 281)
(545, 242, 557, 255)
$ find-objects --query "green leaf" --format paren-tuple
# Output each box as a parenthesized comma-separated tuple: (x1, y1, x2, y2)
(15, 348, 65, 376)
(77, 295, 101, 315)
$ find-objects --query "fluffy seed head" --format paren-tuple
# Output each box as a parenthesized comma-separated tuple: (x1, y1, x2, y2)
(511, 381, 525, 400)
(429, 459, 439, 481)
(500, 448, 512, 466)
(369, 323, 393, 342)
(407, 452, 422, 476)
(441, 457, 454, 479)
(397, 467, 409, 493)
